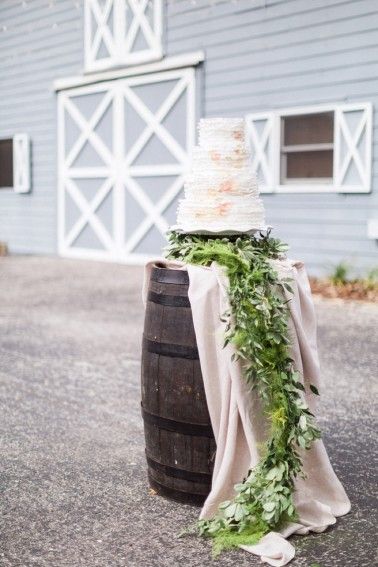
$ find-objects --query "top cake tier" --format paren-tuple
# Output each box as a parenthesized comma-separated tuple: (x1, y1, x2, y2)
(198, 117, 246, 150)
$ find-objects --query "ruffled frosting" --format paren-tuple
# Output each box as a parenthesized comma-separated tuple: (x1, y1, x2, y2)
(176, 117, 266, 232)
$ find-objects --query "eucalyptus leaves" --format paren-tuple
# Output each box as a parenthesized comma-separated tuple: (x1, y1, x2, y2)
(166, 231, 321, 555)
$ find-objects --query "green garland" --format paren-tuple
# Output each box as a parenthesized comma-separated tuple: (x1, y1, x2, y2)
(165, 230, 321, 556)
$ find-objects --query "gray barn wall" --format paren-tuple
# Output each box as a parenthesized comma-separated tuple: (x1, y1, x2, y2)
(0, 0, 377, 274)
(0, 0, 83, 254)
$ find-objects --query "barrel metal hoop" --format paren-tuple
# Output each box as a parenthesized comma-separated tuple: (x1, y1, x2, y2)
(143, 336, 199, 360)
(147, 290, 191, 308)
(141, 404, 214, 438)
(151, 266, 189, 285)
(146, 454, 212, 484)
(148, 474, 207, 505)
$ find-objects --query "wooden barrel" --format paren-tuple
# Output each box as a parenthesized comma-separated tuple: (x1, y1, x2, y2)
(141, 263, 216, 505)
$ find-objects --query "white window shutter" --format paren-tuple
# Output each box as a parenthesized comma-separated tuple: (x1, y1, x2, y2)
(13, 134, 31, 193)
(333, 102, 372, 193)
(245, 112, 278, 192)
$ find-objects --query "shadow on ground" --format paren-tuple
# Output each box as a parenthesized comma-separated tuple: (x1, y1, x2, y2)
(0, 257, 377, 567)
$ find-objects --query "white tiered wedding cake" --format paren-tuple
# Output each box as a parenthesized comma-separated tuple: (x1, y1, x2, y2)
(176, 117, 266, 233)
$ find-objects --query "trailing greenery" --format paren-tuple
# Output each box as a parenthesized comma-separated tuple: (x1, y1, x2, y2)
(166, 230, 321, 555)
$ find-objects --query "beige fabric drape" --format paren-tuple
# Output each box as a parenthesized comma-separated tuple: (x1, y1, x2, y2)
(143, 259, 350, 566)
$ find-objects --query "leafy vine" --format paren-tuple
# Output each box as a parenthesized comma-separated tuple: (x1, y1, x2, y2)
(165, 231, 321, 556)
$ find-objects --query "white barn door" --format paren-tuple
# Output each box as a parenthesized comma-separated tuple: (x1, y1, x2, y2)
(58, 68, 195, 262)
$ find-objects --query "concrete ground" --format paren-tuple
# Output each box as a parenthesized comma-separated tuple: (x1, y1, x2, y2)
(0, 256, 377, 567)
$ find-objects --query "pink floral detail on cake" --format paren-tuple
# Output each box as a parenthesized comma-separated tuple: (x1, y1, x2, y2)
(194, 210, 211, 219)
(217, 202, 232, 216)
(209, 150, 221, 162)
(219, 180, 235, 193)
(233, 148, 244, 168)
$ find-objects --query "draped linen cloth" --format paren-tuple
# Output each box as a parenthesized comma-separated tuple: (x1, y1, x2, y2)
(143, 258, 350, 566)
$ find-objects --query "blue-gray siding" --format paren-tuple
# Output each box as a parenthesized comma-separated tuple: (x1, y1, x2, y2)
(1, 0, 378, 274)
(0, 0, 83, 254)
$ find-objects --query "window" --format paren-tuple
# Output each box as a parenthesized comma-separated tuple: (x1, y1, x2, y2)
(0, 139, 13, 188)
(246, 103, 372, 193)
(280, 112, 334, 185)
(0, 135, 31, 193)
(84, 0, 163, 73)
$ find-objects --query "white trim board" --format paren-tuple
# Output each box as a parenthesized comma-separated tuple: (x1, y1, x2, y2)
(367, 219, 378, 240)
(13, 133, 31, 193)
(53, 51, 205, 91)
